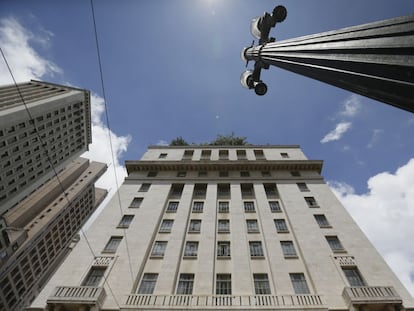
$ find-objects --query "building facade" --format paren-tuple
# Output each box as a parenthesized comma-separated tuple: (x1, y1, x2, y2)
(29, 145, 414, 311)
(0, 81, 107, 310)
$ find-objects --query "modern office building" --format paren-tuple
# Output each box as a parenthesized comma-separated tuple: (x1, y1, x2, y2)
(29, 145, 414, 311)
(0, 81, 107, 310)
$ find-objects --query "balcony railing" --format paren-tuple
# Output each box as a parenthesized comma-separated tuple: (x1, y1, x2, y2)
(124, 294, 326, 309)
(343, 286, 402, 305)
(47, 286, 106, 307)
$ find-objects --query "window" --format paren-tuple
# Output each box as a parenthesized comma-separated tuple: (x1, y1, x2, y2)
(147, 171, 158, 177)
(219, 150, 229, 160)
(194, 184, 207, 197)
(264, 183, 278, 197)
(216, 274, 232, 295)
(118, 215, 134, 228)
(291, 171, 301, 177)
(130, 197, 143, 208)
(240, 171, 250, 177)
(183, 150, 194, 160)
(241, 183, 254, 198)
(201, 149, 211, 160)
(343, 268, 365, 286)
(103, 236, 122, 253)
(269, 201, 281, 212)
(246, 219, 259, 233)
(290, 273, 310, 294)
(274, 219, 289, 233)
(218, 219, 230, 233)
(167, 201, 179, 212)
(254, 274, 271, 294)
(244, 201, 255, 213)
(254, 149, 265, 160)
(138, 183, 151, 192)
(219, 171, 229, 177)
(170, 184, 184, 197)
(177, 274, 194, 294)
(297, 183, 309, 192)
(184, 241, 198, 257)
(198, 171, 208, 177)
(281, 152, 289, 158)
(281, 241, 297, 258)
(305, 197, 318, 208)
(314, 214, 330, 227)
(192, 201, 204, 213)
(159, 153, 167, 159)
(138, 273, 158, 294)
(218, 201, 229, 213)
(217, 241, 231, 258)
(236, 149, 247, 160)
(159, 219, 174, 233)
(326, 236, 345, 252)
(261, 171, 271, 177)
(82, 267, 106, 286)
(177, 171, 186, 177)
(151, 241, 167, 257)
(188, 219, 201, 233)
(249, 241, 264, 257)
(217, 183, 230, 197)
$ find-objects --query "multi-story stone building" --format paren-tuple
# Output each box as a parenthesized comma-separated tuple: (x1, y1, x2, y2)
(29, 145, 414, 311)
(0, 81, 107, 310)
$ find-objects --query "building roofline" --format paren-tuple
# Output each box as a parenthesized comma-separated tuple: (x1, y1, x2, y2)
(147, 145, 301, 149)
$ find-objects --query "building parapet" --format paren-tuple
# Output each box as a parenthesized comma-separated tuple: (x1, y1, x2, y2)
(342, 286, 402, 306)
(123, 294, 326, 309)
(47, 286, 106, 309)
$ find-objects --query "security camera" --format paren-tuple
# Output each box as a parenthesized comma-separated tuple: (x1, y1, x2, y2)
(250, 5, 287, 43)
(240, 70, 268, 96)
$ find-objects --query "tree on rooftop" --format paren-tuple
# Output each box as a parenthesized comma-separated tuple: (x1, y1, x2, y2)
(170, 136, 189, 146)
(209, 133, 248, 146)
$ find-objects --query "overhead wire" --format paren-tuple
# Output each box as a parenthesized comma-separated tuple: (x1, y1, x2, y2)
(0, 47, 122, 308)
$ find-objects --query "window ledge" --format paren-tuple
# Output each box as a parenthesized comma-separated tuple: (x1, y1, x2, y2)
(217, 256, 231, 260)
(333, 249, 347, 254)
(183, 256, 198, 260)
(188, 231, 200, 234)
(284, 255, 299, 259)
(251, 256, 265, 259)
(150, 255, 164, 259)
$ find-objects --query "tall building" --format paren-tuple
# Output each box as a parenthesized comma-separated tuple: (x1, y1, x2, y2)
(0, 81, 107, 310)
(29, 145, 414, 311)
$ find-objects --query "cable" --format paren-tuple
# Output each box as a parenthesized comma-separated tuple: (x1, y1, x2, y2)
(0, 47, 121, 309)
(90, 0, 135, 285)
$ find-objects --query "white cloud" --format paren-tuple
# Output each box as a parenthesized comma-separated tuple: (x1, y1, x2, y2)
(156, 139, 169, 146)
(321, 122, 352, 143)
(367, 129, 384, 148)
(330, 158, 414, 296)
(340, 94, 361, 117)
(0, 17, 61, 84)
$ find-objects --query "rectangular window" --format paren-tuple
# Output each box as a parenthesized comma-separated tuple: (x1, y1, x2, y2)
(254, 274, 271, 294)
(297, 183, 309, 192)
(216, 274, 232, 295)
(151, 241, 167, 257)
(246, 219, 259, 233)
(177, 274, 194, 294)
(236, 149, 247, 160)
(198, 171, 208, 177)
(244, 201, 255, 213)
(305, 197, 318, 208)
(274, 219, 289, 233)
(188, 219, 201, 233)
(217, 241, 231, 258)
(147, 171, 158, 177)
(291, 171, 301, 177)
(269, 201, 281, 212)
(177, 171, 186, 177)
(194, 184, 207, 198)
(281, 152, 289, 158)
(138, 183, 151, 192)
(184, 241, 198, 257)
(138, 273, 158, 294)
(219, 150, 229, 160)
(249, 241, 264, 257)
(82, 267, 106, 286)
(254, 149, 265, 160)
(192, 201, 204, 213)
(167, 201, 179, 213)
(118, 215, 134, 228)
(326, 236, 345, 252)
(264, 183, 278, 197)
(201, 149, 211, 160)
(217, 219, 230, 233)
(240, 171, 250, 177)
(159, 219, 174, 233)
(314, 214, 330, 227)
(183, 150, 194, 160)
(217, 183, 230, 198)
(241, 183, 254, 198)
(103, 236, 122, 253)
(170, 184, 184, 198)
(261, 171, 271, 177)
(290, 273, 310, 294)
(218, 201, 229, 213)
(281, 241, 297, 258)
(130, 197, 143, 208)
(219, 171, 229, 177)
(343, 268, 365, 286)
(159, 153, 167, 159)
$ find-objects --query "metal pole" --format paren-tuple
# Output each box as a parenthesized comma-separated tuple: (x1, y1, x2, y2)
(242, 14, 414, 113)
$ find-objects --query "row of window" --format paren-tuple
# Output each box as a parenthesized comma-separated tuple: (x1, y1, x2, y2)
(154, 171, 302, 178)
(158, 150, 291, 161)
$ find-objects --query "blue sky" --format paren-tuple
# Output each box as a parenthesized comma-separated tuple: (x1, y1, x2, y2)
(1, 0, 414, 295)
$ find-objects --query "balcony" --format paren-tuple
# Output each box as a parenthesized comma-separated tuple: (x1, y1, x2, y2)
(123, 294, 327, 310)
(343, 286, 402, 310)
(47, 286, 106, 310)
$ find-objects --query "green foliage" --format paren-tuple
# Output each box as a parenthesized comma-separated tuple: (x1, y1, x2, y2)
(169, 136, 189, 146)
(209, 133, 248, 146)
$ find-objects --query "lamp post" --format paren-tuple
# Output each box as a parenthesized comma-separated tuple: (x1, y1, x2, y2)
(241, 6, 414, 113)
